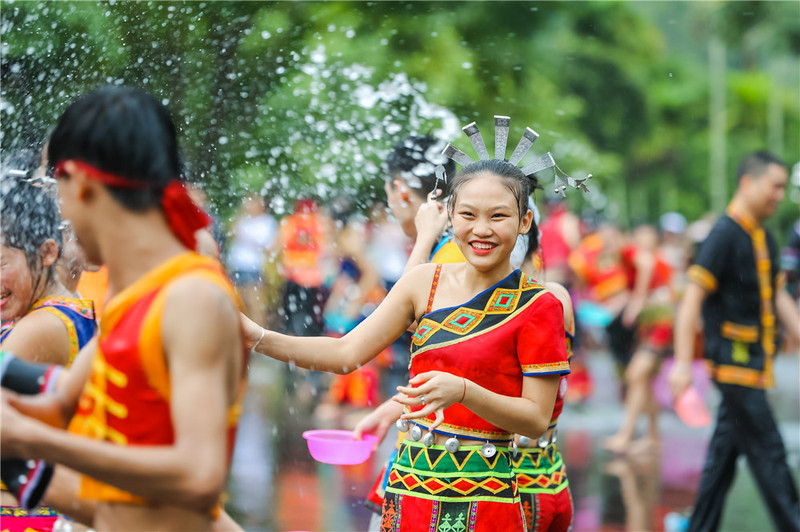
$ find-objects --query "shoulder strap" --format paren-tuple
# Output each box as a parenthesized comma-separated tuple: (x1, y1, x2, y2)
(425, 263, 443, 315)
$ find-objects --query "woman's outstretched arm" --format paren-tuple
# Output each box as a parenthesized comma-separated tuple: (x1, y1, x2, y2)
(243, 263, 435, 374)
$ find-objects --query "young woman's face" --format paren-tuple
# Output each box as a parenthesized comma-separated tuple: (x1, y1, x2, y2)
(451, 174, 531, 274)
(0, 244, 36, 321)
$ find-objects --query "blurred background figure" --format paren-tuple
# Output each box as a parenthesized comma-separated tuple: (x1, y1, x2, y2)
(781, 218, 800, 302)
(539, 196, 583, 287)
(316, 197, 388, 427)
(227, 192, 278, 327)
(275, 198, 332, 411)
(605, 224, 675, 455)
(670, 151, 800, 532)
(365, 201, 412, 293)
(658, 212, 690, 280)
(277, 197, 330, 336)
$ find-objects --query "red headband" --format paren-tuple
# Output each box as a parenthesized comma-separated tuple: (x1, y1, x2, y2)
(53, 160, 210, 251)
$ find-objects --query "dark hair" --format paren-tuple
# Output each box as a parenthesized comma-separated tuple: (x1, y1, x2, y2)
(736, 151, 786, 184)
(3, 149, 41, 181)
(383, 134, 455, 199)
(524, 213, 540, 263)
(446, 159, 542, 222)
(0, 173, 63, 293)
(47, 86, 182, 211)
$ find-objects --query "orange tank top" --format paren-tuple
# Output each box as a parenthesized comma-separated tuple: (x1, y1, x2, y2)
(67, 253, 246, 506)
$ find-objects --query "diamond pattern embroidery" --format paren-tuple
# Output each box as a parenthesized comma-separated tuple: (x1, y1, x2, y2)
(484, 289, 520, 314)
(450, 478, 480, 494)
(412, 318, 440, 346)
(441, 308, 484, 334)
(520, 275, 541, 290)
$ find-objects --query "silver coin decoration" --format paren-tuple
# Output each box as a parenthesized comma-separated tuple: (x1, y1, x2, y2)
(518, 435, 531, 447)
(396, 419, 409, 432)
(480, 442, 497, 458)
(445, 437, 460, 453)
(538, 435, 549, 448)
(422, 431, 435, 448)
(410, 425, 423, 441)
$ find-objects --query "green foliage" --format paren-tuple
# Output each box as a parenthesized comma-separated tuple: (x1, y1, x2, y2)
(1, 1, 798, 232)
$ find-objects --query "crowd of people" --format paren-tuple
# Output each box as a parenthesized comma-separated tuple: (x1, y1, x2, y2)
(1, 86, 799, 532)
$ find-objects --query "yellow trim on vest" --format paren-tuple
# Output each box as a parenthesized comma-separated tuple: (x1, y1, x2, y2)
(710, 363, 769, 389)
(687, 264, 718, 293)
(138, 288, 171, 401)
(34, 306, 80, 365)
(727, 204, 776, 385)
(721, 322, 759, 343)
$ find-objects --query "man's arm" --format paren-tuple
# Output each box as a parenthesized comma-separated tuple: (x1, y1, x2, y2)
(2, 278, 241, 514)
(669, 282, 707, 398)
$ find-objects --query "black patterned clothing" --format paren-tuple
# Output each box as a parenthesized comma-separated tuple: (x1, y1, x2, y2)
(687, 205, 783, 388)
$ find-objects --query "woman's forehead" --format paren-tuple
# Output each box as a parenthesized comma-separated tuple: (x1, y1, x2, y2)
(455, 174, 516, 200)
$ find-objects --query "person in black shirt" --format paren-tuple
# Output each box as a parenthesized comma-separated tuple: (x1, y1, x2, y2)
(670, 151, 800, 532)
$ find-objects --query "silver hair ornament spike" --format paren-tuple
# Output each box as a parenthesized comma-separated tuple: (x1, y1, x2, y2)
(432, 164, 447, 200)
(520, 153, 556, 176)
(508, 127, 539, 166)
(440, 116, 590, 199)
(435, 164, 447, 183)
(553, 165, 592, 197)
(572, 174, 593, 193)
(442, 144, 475, 167)
(494, 116, 510, 160)
(462, 122, 490, 161)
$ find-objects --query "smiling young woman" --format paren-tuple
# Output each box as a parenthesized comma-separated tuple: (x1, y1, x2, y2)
(244, 153, 569, 531)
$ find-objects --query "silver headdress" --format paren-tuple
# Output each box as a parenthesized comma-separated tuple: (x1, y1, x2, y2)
(435, 115, 591, 198)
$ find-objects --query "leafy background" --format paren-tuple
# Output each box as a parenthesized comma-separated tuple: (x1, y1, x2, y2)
(2, 1, 798, 236)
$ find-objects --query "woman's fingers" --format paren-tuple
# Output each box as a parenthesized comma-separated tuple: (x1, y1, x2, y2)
(428, 409, 445, 432)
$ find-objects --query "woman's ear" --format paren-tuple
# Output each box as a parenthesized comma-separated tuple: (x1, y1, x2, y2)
(519, 209, 534, 234)
(39, 239, 60, 268)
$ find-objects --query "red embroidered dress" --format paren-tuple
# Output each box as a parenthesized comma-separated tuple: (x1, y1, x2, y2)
(381, 269, 569, 532)
(513, 330, 575, 532)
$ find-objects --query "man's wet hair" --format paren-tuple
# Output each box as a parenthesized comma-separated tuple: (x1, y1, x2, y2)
(383, 134, 455, 199)
(47, 86, 182, 211)
(736, 151, 786, 184)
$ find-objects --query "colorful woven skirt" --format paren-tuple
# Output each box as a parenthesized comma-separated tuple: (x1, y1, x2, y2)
(380, 441, 524, 532)
(1, 505, 59, 532)
(511, 443, 572, 532)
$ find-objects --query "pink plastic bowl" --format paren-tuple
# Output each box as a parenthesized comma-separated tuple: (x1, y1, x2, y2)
(302, 429, 378, 465)
(675, 387, 712, 428)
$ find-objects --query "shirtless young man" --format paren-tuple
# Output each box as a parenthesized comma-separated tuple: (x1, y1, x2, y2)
(0, 86, 246, 532)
